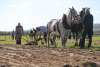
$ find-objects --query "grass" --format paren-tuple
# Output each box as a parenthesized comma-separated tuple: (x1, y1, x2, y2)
(0, 41, 27, 45)
(67, 36, 100, 41)
(38, 42, 100, 50)
(0, 35, 100, 41)
(0, 35, 100, 50)
(0, 41, 100, 50)
(92, 36, 100, 41)
(0, 35, 43, 40)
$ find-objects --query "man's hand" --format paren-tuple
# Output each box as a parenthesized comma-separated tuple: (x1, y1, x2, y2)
(72, 20, 74, 23)
(78, 18, 81, 21)
(78, 18, 84, 23)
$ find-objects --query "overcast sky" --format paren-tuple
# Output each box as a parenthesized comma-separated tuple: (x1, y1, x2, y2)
(0, 0, 100, 31)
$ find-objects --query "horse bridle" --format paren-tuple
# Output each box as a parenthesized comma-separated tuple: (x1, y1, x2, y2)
(81, 9, 85, 20)
(70, 9, 79, 23)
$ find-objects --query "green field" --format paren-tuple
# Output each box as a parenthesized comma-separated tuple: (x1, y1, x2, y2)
(0, 35, 100, 41)
(0, 35, 100, 50)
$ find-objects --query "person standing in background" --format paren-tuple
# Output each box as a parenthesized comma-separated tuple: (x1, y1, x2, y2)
(29, 28, 33, 40)
(33, 28, 37, 40)
(15, 23, 24, 45)
(11, 29, 15, 40)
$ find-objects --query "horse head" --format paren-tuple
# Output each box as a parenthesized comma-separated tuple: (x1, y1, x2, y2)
(68, 7, 80, 24)
(80, 7, 90, 20)
(61, 7, 80, 28)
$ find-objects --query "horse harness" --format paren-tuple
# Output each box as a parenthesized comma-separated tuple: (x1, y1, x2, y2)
(53, 20, 61, 35)
(62, 9, 80, 29)
(57, 20, 61, 35)
(62, 14, 75, 29)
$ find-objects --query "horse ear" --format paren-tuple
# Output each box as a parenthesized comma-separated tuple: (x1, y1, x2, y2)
(72, 6, 74, 9)
(68, 7, 71, 10)
(89, 8, 90, 9)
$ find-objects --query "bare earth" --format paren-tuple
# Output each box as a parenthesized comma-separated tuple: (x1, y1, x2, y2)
(0, 40, 100, 67)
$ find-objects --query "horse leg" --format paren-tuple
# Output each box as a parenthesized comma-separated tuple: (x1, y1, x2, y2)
(75, 32, 78, 46)
(53, 35, 57, 48)
(61, 35, 67, 48)
(50, 37, 53, 44)
(47, 32, 50, 48)
(79, 34, 82, 46)
(61, 36, 63, 46)
(64, 36, 67, 47)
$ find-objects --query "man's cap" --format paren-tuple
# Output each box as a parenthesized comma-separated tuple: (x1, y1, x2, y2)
(18, 23, 20, 25)
(85, 8, 90, 12)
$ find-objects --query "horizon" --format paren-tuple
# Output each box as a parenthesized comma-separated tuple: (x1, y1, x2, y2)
(1, 23, 100, 32)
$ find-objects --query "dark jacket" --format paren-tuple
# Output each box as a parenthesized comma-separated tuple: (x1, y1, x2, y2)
(15, 26, 24, 35)
(82, 13, 93, 26)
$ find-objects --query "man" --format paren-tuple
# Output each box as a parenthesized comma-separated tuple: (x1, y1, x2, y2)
(78, 8, 93, 48)
(36, 26, 47, 43)
(11, 29, 15, 40)
(29, 28, 33, 40)
(15, 23, 24, 45)
(33, 28, 37, 40)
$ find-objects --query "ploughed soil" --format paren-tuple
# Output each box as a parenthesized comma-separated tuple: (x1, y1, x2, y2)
(0, 40, 100, 67)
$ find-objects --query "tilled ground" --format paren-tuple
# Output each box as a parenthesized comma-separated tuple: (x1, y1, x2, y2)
(0, 43, 100, 67)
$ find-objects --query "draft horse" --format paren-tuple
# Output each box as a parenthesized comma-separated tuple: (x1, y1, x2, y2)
(46, 7, 80, 48)
(71, 7, 89, 46)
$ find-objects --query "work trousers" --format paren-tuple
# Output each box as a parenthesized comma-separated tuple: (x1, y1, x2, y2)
(80, 25, 93, 47)
(43, 32, 47, 43)
(33, 33, 36, 40)
(16, 34, 22, 45)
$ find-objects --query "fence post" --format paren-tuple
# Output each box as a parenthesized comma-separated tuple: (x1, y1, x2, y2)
(9, 35, 10, 41)
(5, 36, 6, 41)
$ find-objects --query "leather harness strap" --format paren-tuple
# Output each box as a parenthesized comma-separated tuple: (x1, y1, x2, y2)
(57, 20, 61, 35)
(62, 14, 75, 29)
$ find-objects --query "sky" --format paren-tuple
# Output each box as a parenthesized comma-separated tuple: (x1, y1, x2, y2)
(0, 0, 100, 31)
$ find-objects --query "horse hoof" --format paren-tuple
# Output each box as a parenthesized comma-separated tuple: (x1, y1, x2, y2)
(47, 46, 49, 49)
(79, 43, 81, 46)
(55, 46, 57, 48)
(63, 47, 66, 49)
(75, 43, 78, 46)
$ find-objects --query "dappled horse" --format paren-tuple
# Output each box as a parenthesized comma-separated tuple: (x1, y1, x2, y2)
(46, 7, 80, 48)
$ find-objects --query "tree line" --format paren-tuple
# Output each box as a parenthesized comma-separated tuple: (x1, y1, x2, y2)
(0, 30, 30, 35)
(0, 23, 100, 35)
(0, 30, 100, 35)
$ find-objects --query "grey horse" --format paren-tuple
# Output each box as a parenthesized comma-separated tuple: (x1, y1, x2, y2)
(46, 7, 80, 48)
